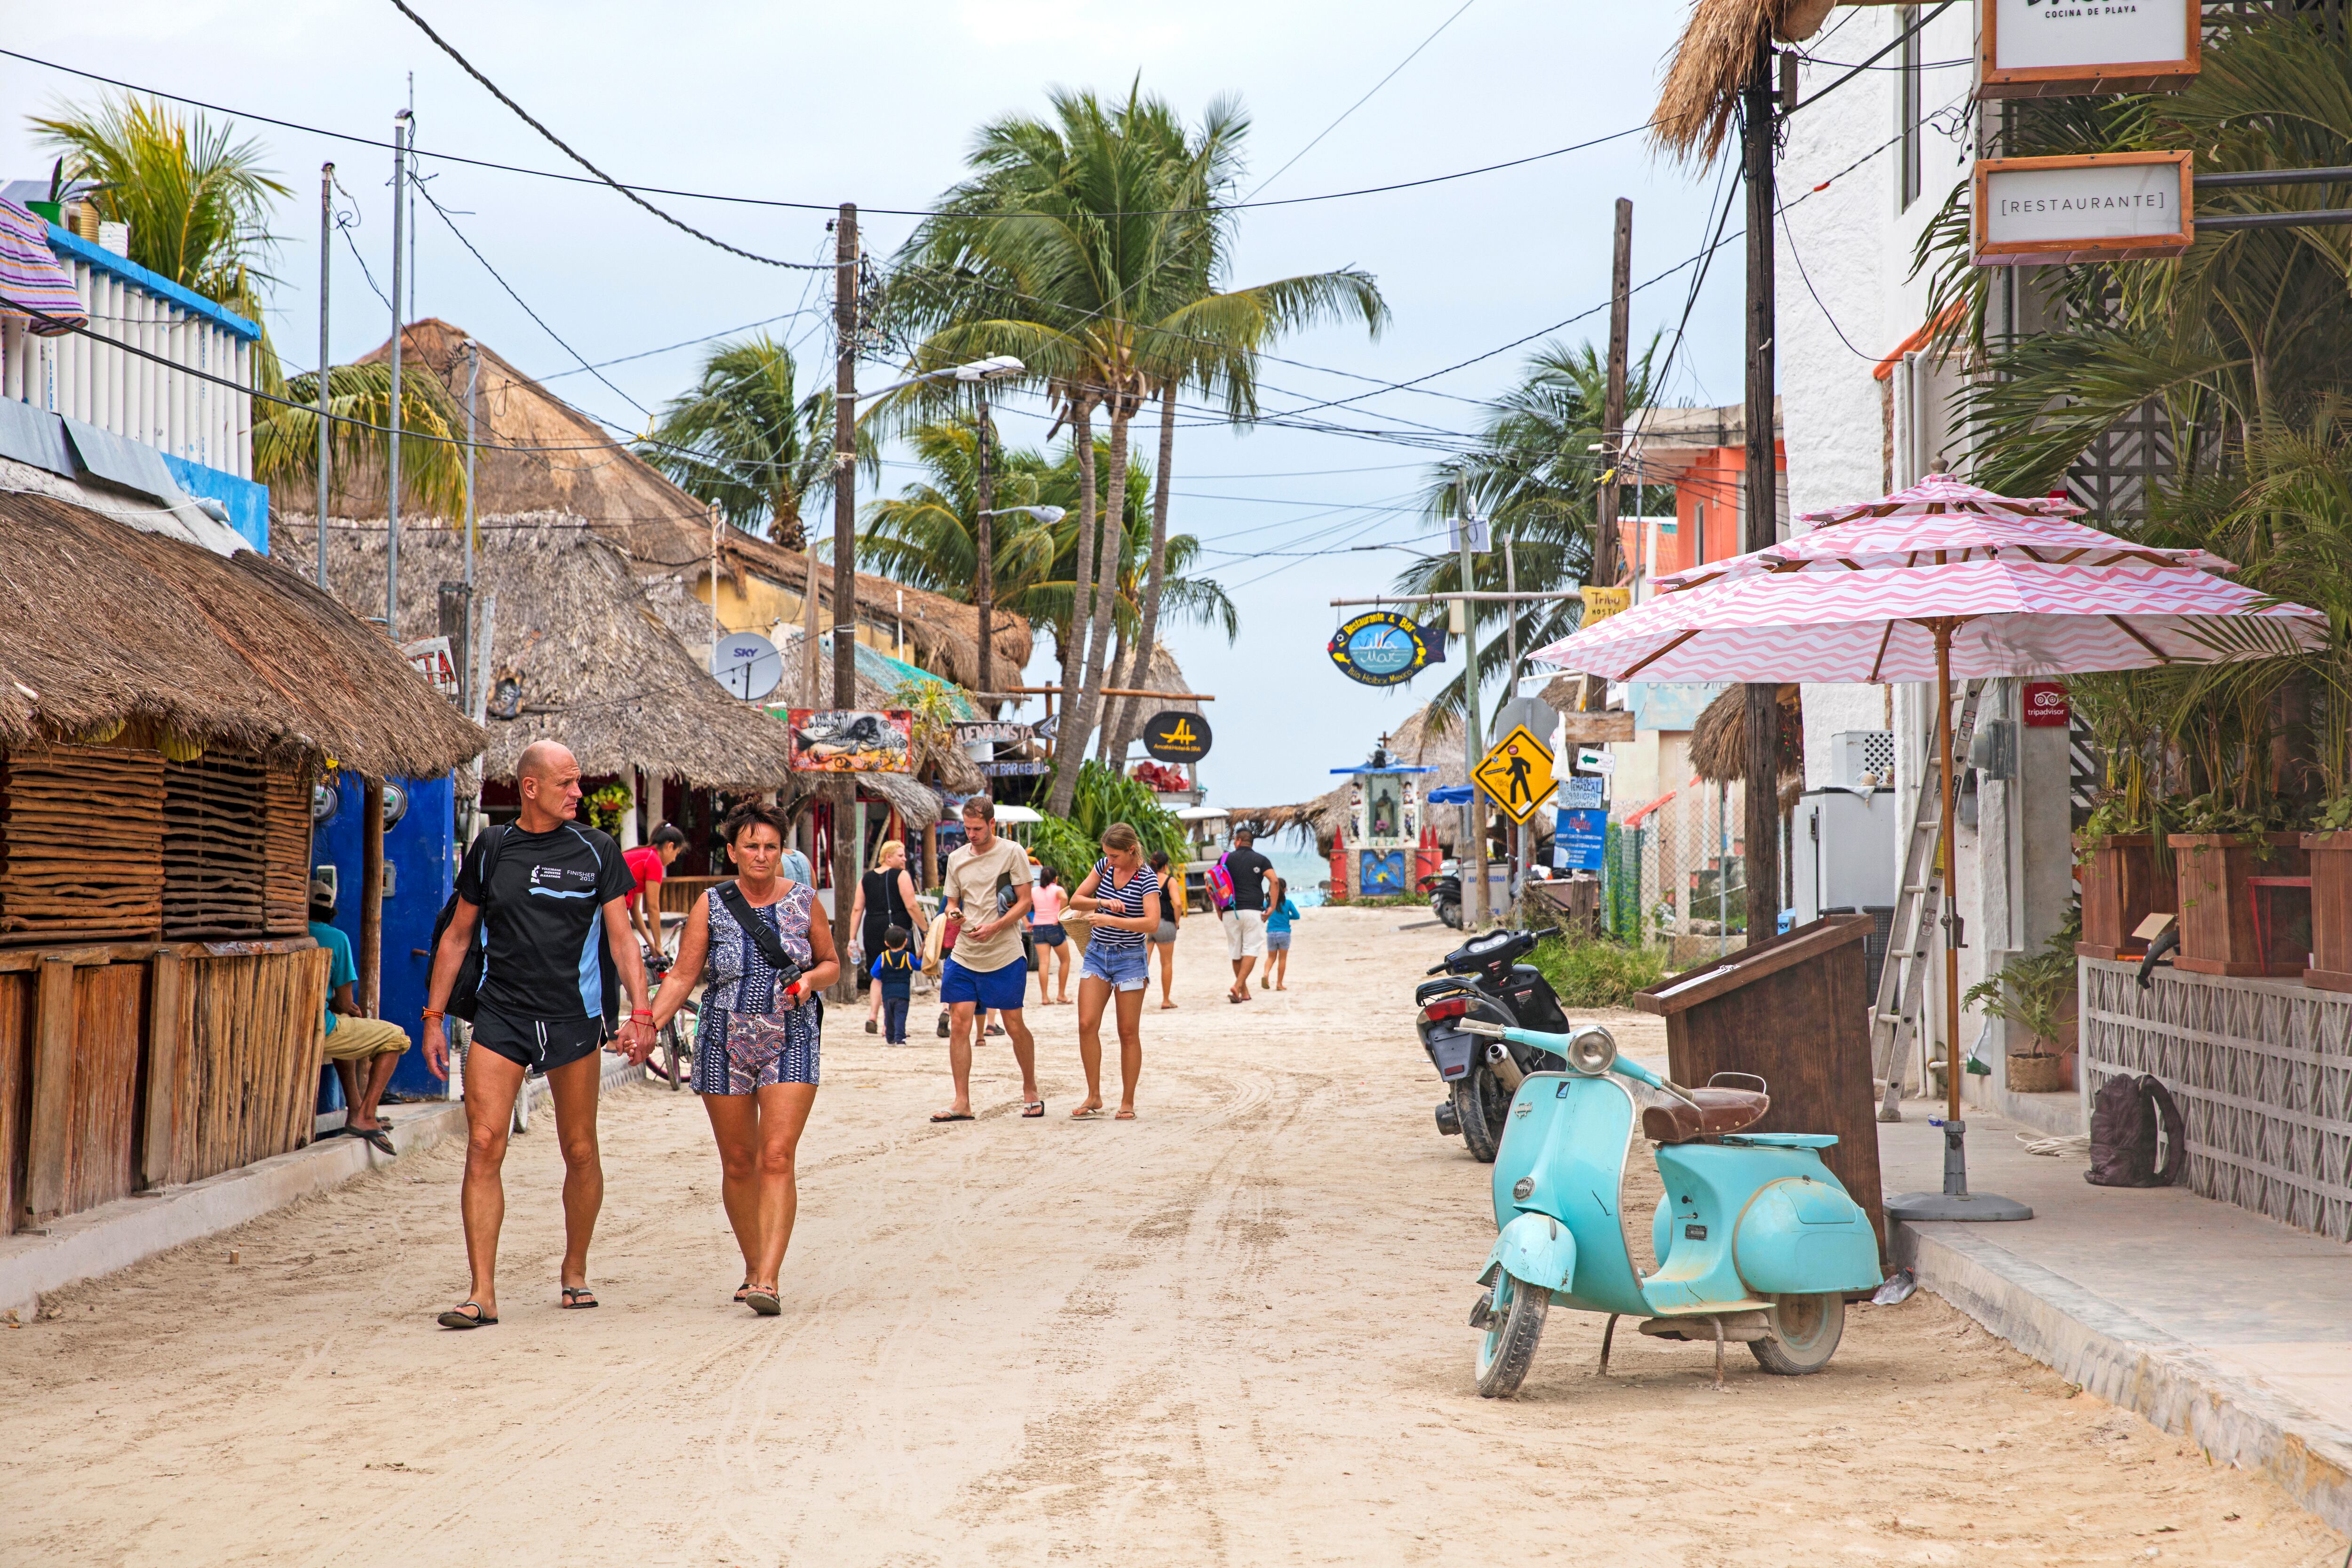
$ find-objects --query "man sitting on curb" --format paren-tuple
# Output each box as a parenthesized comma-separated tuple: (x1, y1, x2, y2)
(310, 877, 410, 1156)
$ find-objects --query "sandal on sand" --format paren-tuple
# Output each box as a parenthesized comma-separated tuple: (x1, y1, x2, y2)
(560, 1285, 598, 1310)
(733, 1281, 751, 1303)
(1115, 1109, 1138, 1120)
(744, 1287, 782, 1316)
(349, 1125, 396, 1156)
(438, 1301, 497, 1329)
(1022, 1101, 1045, 1118)
(1070, 1105, 1103, 1119)
(930, 1110, 975, 1123)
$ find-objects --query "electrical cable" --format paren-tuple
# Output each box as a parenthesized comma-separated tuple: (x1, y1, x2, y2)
(380, 0, 833, 268)
(1244, 0, 1479, 200)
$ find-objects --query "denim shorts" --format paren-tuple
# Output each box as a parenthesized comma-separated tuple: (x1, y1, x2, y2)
(1031, 922, 1067, 947)
(1081, 941, 1151, 992)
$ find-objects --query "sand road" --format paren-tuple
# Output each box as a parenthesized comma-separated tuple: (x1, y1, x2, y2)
(2, 907, 2339, 1566)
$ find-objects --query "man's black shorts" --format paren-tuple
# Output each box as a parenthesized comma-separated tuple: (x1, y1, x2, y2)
(470, 1003, 607, 1077)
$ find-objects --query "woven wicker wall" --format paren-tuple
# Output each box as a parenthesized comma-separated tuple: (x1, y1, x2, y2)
(262, 761, 312, 936)
(0, 746, 167, 946)
(162, 750, 270, 940)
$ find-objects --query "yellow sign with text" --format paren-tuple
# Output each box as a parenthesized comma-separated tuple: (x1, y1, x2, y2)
(1472, 725, 1557, 825)
(1580, 585, 1632, 626)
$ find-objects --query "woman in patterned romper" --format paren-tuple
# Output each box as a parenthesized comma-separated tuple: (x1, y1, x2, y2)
(645, 802, 838, 1315)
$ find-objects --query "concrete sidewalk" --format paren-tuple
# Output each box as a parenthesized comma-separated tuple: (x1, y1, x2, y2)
(0, 1053, 648, 1318)
(1883, 1102, 2352, 1535)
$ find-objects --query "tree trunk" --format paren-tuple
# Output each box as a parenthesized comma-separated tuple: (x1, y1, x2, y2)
(1048, 395, 1099, 816)
(1105, 381, 1178, 766)
(1064, 399, 1130, 790)
(1097, 626, 1129, 764)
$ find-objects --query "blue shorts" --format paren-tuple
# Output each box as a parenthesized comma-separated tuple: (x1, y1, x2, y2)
(1031, 923, 1067, 947)
(1266, 930, 1293, 952)
(941, 955, 1029, 1011)
(1081, 942, 1151, 992)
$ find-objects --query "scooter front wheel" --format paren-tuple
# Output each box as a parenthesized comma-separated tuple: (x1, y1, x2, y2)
(1749, 1291, 1845, 1376)
(1473, 1271, 1549, 1398)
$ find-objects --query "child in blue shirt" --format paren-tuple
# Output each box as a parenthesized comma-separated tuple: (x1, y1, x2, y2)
(1261, 876, 1302, 992)
(871, 924, 917, 1043)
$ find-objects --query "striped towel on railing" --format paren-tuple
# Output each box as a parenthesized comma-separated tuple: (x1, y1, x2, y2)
(0, 199, 87, 335)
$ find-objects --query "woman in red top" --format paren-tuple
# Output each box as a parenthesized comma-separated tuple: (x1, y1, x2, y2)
(624, 823, 687, 955)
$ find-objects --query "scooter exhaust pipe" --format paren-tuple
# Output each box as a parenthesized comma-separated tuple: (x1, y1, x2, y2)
(1485, 1039, 1526, 1093)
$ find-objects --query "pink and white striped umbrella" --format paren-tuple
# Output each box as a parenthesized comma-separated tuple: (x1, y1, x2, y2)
(1533, 555, 2323, 684)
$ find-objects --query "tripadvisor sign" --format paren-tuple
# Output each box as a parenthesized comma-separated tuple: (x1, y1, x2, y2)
(1327, 611, 1431, 688)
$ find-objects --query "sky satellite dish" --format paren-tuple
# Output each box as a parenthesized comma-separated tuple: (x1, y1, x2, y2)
(711, 631, 783, 700)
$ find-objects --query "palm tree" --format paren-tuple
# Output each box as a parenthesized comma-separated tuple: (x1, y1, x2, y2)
(882, 84, 1383, 812)
(1397, 338, 1669, 726)
(252, 362, 469, 520)
(638, 334, 842, 548)
(32, 94, 286, 330)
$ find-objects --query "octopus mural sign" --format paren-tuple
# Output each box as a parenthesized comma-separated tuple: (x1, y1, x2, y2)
(784, 708, 914, 773)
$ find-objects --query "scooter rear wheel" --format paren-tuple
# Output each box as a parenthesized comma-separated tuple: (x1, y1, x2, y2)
(1452, 1066, 1510, 1164)
(1749, 1291, 1845, 1375)
(1435, 898, 1462, 930)
(1474, 1271, 1549, 1398)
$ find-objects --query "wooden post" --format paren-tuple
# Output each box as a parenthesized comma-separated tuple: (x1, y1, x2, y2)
(141, 951, 183, 1188)
(830, 202, 861, 1002)
(1597, 197, 1632, 589)
(976, 384, 995, 708)
(1740, 33, 1782, 939)
(24, 955, 76, 1224)
(359, 779, 385, 1017)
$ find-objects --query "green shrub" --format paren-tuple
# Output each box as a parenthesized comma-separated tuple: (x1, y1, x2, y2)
(1023, 762, 1190, 887)
(1528, 934, 1671, 1010)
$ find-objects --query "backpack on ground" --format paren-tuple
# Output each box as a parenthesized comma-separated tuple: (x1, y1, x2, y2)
(428, 826, 508, 1023)
(2085, 1072, 2188, 1188)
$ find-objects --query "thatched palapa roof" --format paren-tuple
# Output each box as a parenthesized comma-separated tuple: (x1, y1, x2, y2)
(275, 320, 1030, 690)
(277, 514, 795, 788)
(1653, 0, 1834, 165)
(0, 492, 482, 778)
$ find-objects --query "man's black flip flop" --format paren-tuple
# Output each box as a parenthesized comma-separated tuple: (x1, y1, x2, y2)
(929, 1111, 975, 1122)
(437, 1302, 497, 1329)
(349, 1126, 396, 1156)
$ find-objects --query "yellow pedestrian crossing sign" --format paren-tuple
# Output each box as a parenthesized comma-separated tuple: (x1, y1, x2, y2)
(1472, 725, 1557, 825)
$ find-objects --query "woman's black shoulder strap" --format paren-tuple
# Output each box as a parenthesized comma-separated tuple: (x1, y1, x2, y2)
(716, 880, 797, 972)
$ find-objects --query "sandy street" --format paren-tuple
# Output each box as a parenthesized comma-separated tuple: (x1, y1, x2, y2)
(2, 907, 2340, 1567)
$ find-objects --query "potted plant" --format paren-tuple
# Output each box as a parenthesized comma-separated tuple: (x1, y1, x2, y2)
(1962, 916, 2080, 1094)
(2075, 795, 2177, 959)
(2169, 792, 2308, 977)
(2303, 795, 2352, 990)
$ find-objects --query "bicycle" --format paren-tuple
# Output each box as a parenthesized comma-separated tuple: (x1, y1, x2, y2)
(643, 949, 698, 1091)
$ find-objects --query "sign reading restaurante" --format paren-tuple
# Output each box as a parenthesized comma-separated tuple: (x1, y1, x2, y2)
(1972, 151, 2193, 265)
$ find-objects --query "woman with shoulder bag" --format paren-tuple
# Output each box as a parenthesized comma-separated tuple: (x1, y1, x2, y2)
(644, 801, 838, 1316)
(851, 839, 925, 1035)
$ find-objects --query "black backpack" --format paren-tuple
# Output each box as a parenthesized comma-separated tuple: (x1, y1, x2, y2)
(429, 826, 508, 1023)
(2085, 1072, 2188, 1188)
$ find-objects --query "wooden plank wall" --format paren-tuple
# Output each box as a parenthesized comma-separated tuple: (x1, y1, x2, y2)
(163, 750, 272, 940)
(262, 761, 313, 936)
(64, 963, 143, 1215)
(0, 746, 166, 946)
(0, 972, 27, 1235)
(163, 947, 329, 1187)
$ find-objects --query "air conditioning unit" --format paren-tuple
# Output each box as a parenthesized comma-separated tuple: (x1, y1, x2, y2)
(1829, 729, 1896, 790)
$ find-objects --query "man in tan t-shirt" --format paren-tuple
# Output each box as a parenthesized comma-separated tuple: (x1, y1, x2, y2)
(931, 795, 1040, 1122)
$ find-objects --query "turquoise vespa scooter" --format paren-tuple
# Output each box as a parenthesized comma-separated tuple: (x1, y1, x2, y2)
(1457, 1019, 1883, 1399)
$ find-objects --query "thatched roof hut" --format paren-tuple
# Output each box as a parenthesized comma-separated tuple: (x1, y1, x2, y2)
(1653, 0, 1835, 165)
(1689, 684, 1807, 813)
(274, 320, 1030, 691)
(276, 514, 795, 788)
(1232, 700, 1474, 856)
(0, 491, 480, 779)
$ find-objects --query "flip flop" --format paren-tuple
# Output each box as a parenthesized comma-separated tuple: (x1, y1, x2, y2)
(733, 1281, 752, 1304)
(1070, 1106, 1103, 1120)
(1022, 1101, 1045, 1118)
(1114, 1109, 1137, 1120)
(437, 1301, 497, 1329)
(348, 1125, 396, 1156)
(929, 1111, 975, 1123)
(744, 1287, 782, 1316)
(560, 1285, 598, 1310)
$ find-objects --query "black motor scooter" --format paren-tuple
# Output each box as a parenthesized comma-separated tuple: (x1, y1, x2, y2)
(1415, 926, 1570, 1162)
(1417, 863, 1462, 930)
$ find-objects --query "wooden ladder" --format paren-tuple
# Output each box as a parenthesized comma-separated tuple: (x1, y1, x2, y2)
(1871, 679, 1986, 1122)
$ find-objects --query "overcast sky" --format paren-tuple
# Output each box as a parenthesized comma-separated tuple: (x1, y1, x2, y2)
(3, 1, 1749, 808)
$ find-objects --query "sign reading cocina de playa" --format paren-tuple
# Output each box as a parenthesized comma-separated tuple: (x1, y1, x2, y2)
(1979, 0, 2197, 100)
(1973, 152, 2193, 266)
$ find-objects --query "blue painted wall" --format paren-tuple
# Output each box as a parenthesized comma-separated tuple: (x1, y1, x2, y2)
(159, 453, 270, 552)
(315, 771, 457, 1098)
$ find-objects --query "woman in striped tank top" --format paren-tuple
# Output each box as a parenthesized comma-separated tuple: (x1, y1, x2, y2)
(1069, 822, 1162, 1120)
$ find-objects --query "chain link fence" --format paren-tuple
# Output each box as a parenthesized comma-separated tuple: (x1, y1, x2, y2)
(1605, 780, 1748, 964)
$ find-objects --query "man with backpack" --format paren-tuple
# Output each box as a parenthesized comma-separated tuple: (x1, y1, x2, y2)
(420, 740, 653, 1329)
(1217, 828, 1274, 1004)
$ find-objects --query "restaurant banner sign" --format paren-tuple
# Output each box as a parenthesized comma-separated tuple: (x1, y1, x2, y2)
(1973, 152, 2192, 266)
(1979, 0, 2197, 100)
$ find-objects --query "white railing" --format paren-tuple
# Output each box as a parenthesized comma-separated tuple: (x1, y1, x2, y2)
(0, 233, 255, 480)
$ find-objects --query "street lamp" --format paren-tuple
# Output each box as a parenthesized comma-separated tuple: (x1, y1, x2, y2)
(977, 505, 1065, 524)
(847, 354, 1024, 405)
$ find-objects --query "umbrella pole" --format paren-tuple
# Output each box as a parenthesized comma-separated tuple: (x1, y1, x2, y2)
(1886, 620, 2033, 1225)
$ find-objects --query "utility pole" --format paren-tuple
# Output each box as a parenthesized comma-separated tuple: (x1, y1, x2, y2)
(316, 162, 333, 593)
(1740, 36, 1782, 939)
(1597, 197, 1632, 589)
(975, 383, 995, 708)
(386, 109, 410, 633)
(462, 340, 479, 712)
(828, 202, 860, 998)
(1458, 482, 1487, 929)
(1505, 530, 1524, 910)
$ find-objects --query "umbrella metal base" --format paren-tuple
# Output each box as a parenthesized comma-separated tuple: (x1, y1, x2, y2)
(1884, 1118, 2034, 1224)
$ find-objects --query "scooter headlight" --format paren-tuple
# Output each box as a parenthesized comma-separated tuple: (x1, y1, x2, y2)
(1565, 1025, 1618, 1076)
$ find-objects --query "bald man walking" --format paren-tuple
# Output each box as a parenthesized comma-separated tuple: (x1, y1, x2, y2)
(422, 741, 652, 1329)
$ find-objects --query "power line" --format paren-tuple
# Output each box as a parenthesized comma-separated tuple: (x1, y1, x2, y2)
(381, 0, 832, 269)
(1245, 0, 1479, 200)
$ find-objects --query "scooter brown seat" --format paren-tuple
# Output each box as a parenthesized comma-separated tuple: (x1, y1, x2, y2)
(1641, 1087, 1770, 1144)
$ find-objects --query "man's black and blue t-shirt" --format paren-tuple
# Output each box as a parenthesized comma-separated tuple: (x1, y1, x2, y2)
(455, 821, 635, 1023)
